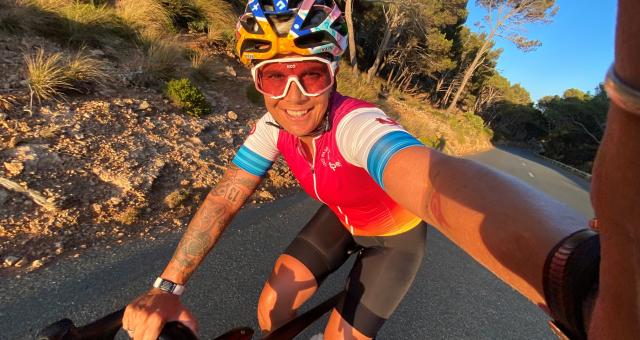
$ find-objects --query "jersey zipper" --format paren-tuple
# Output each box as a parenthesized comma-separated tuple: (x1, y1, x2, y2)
(309, 138, 353, 234)
(310, 137, 327, 205)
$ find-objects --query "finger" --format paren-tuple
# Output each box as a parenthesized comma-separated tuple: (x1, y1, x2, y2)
(139, 313, 165, 340)
(177, 308, 199, 334)
(123, 304, 137, 337)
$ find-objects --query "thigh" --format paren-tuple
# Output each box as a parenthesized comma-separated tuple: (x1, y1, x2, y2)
(336, 222, 428, 338)
(283, 205, 358, 285)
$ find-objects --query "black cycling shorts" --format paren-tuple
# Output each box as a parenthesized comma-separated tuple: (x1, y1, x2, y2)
(283, 205, 428, 338)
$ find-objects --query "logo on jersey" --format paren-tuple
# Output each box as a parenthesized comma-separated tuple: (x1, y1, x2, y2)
(320, 147, 342, 171)
(376, 117, 400, 126)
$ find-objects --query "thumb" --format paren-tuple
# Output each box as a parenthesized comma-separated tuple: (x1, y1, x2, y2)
(176, 308, 198, 334)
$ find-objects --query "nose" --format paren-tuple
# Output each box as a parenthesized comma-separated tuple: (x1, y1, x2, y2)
(283, 79, 306, 102)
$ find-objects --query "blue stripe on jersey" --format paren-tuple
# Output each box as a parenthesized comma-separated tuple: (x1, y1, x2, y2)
(232, 145, 273, 177)
(367, 131, 423, 188)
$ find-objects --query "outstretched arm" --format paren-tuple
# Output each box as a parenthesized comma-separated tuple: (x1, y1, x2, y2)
(589, 0, 640, 338)
(123, 165, 262, 340)
(162, 164, 261, 283)
(382, 146, 587, 308)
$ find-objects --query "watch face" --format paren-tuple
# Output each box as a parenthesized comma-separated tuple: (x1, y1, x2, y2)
(159, 280, 175, 292)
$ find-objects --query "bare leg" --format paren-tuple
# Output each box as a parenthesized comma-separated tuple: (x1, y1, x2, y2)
(257, 254, 318, 333)
(324, 309, 372, 340)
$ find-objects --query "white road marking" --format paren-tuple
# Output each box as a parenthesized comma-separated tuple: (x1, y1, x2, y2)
(528, 172, 535, 178)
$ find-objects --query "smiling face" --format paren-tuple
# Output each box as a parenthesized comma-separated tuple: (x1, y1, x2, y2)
(259, 55, 334, 139)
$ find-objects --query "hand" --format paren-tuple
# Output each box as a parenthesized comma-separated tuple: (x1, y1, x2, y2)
(123, 288, 198, 340)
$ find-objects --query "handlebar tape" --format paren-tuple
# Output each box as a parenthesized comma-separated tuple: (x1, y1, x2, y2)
(543, 228, 600, 340)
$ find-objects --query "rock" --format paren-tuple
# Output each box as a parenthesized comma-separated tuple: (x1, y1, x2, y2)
(225, 65, 237, 77)
(227, 111, 238, 121)
(258, 191, 274, 200)
(3, 255, 20, 267)
(138, 100, 151, 110)
(4, 161, 24, 176)
(14, 258, 28, 268)
(30, 259, 44, 269)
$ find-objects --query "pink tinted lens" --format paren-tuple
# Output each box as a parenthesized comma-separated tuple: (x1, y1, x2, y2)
(256, 60, 333, 97)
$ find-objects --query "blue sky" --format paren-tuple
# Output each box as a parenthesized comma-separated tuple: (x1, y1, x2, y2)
(465, 0, 617, 102)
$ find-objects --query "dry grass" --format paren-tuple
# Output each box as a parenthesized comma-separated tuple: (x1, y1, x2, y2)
(189, 52, 215, 80)
(16, 0, 134, 48)
(115, 0, 173, 38)
(24, 49, 72, 102)
(336, 64, 381, 103)
(65, 48, 111, 90)
(140, 37, 183, 79)
(192, 0, 236, 41)
(24, 48, 111, 102)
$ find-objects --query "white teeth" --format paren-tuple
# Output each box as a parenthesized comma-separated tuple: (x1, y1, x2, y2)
(286, 109, 308, 117)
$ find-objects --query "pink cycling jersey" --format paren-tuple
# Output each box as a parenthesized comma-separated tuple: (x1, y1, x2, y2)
(233, 92, 424, 236)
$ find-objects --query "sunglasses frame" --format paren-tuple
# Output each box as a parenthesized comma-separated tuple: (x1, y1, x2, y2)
(251, 56, 338, 99)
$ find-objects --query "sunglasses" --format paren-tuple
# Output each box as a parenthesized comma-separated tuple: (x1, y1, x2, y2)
(251, 56, 338, 99)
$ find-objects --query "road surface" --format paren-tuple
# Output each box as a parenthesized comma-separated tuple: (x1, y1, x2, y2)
(0, 147, 592, 339)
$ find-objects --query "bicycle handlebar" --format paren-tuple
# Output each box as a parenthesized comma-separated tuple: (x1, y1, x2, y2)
(35, 308, 198, 340)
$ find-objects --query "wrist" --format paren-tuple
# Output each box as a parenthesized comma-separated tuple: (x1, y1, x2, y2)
(604, 64, 640, 115)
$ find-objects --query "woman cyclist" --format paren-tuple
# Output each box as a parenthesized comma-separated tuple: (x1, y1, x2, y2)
(122, 0, 631, 339)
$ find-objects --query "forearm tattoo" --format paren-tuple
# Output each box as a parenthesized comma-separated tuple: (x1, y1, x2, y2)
(168, 165, 259, 279)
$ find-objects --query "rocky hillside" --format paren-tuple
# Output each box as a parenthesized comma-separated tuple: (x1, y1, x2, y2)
(0, 33, 298, 274)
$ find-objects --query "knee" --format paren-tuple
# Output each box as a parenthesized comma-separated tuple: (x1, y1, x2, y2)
(257, 254, 318, 332)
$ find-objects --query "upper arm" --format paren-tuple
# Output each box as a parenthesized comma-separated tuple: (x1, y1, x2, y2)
(381, 146, 438, 222)
(215, 112, 279, 209)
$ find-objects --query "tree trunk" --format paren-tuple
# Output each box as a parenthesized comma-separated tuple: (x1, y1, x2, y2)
(366, 26, 392, 82)
(345, 0, 358, 76)
(445, 38, 491, 114)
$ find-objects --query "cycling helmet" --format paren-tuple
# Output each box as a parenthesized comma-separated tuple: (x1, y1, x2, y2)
(235, 0, 348, 65)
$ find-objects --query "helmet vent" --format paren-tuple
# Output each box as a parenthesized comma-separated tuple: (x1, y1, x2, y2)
(294, 31, 337, 49)
(241, 39, 273, 53)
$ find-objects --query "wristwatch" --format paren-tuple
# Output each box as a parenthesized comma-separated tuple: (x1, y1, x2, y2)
(153, 277, 185, 296)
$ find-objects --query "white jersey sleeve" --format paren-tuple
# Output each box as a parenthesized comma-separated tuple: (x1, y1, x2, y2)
(232, 112, 280, 177)
(335, 108, 424, 187)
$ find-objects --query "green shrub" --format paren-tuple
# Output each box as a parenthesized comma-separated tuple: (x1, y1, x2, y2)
(165, 78, 211, 117)
(419, 136, 446, 151)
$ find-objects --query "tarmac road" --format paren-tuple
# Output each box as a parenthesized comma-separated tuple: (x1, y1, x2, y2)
(0, 147, 592, 340)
